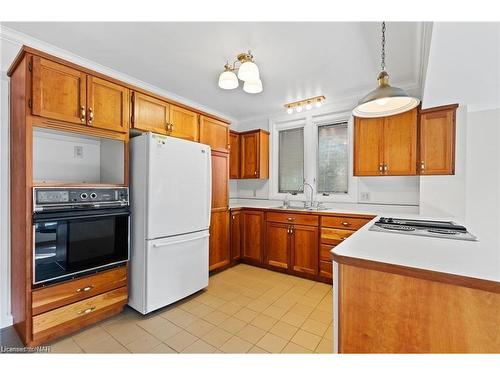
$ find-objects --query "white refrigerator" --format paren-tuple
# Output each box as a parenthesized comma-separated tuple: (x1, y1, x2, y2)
(128, 133, 211, 314)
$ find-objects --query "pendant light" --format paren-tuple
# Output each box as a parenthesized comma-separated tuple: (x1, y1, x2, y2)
(218, 51, 263, 94)
(353, 22, 420, 118)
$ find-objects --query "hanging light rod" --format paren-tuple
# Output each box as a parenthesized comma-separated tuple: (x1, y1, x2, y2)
(218, 50, 263, 94)
(284, 96, 326, 114)
(352, 22, 420, 118)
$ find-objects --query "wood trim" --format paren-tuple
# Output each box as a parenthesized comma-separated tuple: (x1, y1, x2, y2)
(332, 253, 500, 294)
(8, 46, 231, 125)
(419, 103, 459, 115)
(33, 120, 128, 141)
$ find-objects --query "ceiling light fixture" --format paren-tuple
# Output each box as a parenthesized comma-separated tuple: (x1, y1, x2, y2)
(218, 51, 263, 94)
(352, 22, 420, 118)
(284, 96, 325, 114)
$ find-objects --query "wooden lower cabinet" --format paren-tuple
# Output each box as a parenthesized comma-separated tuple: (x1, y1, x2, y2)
(209, 210, 230, 271)
(290, 224, 318, 275)
(265, 221, 290, 269)
(230, 210, 242, 261)
(241, 210, 264, 263)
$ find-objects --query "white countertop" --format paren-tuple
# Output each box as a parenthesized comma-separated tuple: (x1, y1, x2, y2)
(331, 215, 500, 283)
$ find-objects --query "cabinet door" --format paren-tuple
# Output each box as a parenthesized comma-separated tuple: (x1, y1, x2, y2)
(199, 116, 230, 152)
(31, 56, 86, 125)
(354, 116, 384, 176)
(242, 210, 264, 262)
(209, 210, 230, 271)
(132, 92, 170, 134)
(265, 221, 289, 269)
(290, 225, 318, 276)
(383, 109, 418, 175)
(229, 131, 240, 178)
(419, 108, 456, 175)
(240, 132, 259, 178)
(211, 151, 229, 211)
(230, 211, 241, 261)
(87, 76, 129, 133)
(170, 105, 199, 142)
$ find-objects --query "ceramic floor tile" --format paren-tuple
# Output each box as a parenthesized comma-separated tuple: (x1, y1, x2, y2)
(236, 324, 267, 344)
(185, 319, 216, 338)
(290, 303, 315, 317)
(323, 324, 333, 341)
(301, 318, 329, 337)
(251, 314, 278, 331)
(233, 307, 259, 323)
(291, 329, 322, 351)
(202, 327, 233, 348)
(248, 345, 269, 353)
(150, 343, 177, 353)
(315, 337, 334, 353)
(309, 309, 333, 325)
(218, 316, 247, 335)
(217, 302, 243, 316)
(220, 336, 253, 353)
(72, 326, 113, 349)
(269, 321, 299, 341)
(126, 333, 161, 353)
(281, 342, 312, 354)
(105, 321, 150, 345)
(164, 330, 198, 352)
(166, 311, 198, 328)
(203, 310, 230, 325)
(255, 332, 288, 353)
(49, 337, 83, 353)
(189, 303, 215, 318)
(182, 339, 217, 353)
(81, 336, 129, 353)
(246, 299, 272, 313)
(136, 316, 183, 341)
(262, 304, 288, 320)
(280, 311, 307, 327)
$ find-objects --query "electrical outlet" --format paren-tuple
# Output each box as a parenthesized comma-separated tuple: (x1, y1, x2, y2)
(74, 146, 84, 159)
(360, 192, 370, 201)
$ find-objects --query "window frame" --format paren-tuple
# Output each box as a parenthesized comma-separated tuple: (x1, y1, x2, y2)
(278, 127, 305, 194)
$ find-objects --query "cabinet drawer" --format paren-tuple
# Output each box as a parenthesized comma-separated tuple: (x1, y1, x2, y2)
(320, 244, 334, 262)
(321, 216, 372, 230)
(320, 228, 355, 245)
(33, 287, 128, 337)
(266, 212, 319, 226)
(32, 267, 127, 315)
(319, 261, 333, 279)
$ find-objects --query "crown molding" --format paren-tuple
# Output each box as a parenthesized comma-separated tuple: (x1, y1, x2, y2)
(0, 25, 236, 124)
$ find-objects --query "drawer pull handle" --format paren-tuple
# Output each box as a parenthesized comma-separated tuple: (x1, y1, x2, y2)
(287, 217, 295, 221)
(341, 221, 350, 226)
(76, 285, 94, 293)
(77, 306, 96, 315)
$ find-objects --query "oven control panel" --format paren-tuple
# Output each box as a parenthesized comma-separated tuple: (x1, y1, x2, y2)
(34, 187, 129, 210)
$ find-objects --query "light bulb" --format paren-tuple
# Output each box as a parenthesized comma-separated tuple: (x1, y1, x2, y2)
(287, 107, 293, 114)
(315, 100, 322, 108)
(305, 103, 312, 110)
(375, 97, 389, 106)
(295, 106, 303, 113)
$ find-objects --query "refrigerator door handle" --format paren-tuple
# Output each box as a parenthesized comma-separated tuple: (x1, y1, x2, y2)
(206, 146, 212, 225)
(152, 233, 210, 248)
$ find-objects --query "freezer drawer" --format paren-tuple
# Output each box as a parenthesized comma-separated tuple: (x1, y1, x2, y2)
(144, 230, 209, 314)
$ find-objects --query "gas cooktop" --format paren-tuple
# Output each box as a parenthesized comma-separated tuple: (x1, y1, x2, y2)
(369, 217, 477, 241)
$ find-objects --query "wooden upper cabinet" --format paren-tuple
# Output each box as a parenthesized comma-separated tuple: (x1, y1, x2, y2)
(31, 56, 86, 125)
(199, 115, 230, 152)
(383, 109, 417, 175)
(211, 150, 229, 211)
(240, 130, 269, 179)
(87, 76, 129, 133)
(169, 105, 199, 142)
(229, 131, 240, 179)
(354, 108, 418, 176)
(265, 221, 289, 269)
(242, 210, 264, 263)
(354, 116, 384, 176)
(209, 210, 230, 271)
(132, 92, 170, 135)
(419, 105, 458, 175)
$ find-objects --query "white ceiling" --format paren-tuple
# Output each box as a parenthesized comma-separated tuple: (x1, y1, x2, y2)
(3, 22, 425, 121)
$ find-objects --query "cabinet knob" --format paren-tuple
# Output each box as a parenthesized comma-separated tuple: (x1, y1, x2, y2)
(384, 164, 388, 172)
(341, 221, 350, 227)
(254, 171, 257, 176)
(88, 107, 94, 124)
(287, 217, 295, 222)
(378, 164, 383, 173)
(420, 161, 425, 170)
(80, 106, 86, 122)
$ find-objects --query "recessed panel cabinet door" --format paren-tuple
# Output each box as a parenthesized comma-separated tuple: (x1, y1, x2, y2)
(211, 151, 229, 211)
(170, 105, 199, 141)
(383, 109, 417, 175)
(209, 210, 230, 271)
(199, 116, 230, 152)
(229, 131, 240, 178)
(419, 108, 456, 175)
(87, 76, 129, 133)
(242, 210, 264, 262)
(354, 116, 384, 176)
(240, 132, 259, 178)
(31, 56, 86, 125)
(290, 225, 318, 276)
(132, 92, 170, 135)
(230, 211, 242, 261)
(265, 221, 289, 269)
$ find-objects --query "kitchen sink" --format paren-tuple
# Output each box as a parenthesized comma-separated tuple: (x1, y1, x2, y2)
(271, 206, 324, 211)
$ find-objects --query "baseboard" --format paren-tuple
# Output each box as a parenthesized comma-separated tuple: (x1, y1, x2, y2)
(1, 313, 13, 329)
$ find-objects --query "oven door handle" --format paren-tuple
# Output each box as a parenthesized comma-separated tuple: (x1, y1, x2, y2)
(33, 209, 130, 223)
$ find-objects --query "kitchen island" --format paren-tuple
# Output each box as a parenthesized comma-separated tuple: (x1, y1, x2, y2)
(331, 216, 500, 353)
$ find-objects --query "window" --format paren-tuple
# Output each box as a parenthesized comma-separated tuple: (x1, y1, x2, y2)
(278, 127, 304, 193)
(317, 122, 348, 194)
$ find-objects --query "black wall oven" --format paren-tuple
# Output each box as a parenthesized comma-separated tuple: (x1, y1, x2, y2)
(33, 187, 130, 286)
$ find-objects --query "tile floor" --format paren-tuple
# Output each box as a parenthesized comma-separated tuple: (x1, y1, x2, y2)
(48, 264, 333, 354)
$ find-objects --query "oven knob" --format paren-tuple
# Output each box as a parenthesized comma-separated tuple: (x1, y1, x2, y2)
(90, 192, 97, 199)
(80, 193, 88, 200)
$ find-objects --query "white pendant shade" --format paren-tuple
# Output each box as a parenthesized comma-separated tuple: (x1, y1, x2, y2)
(243, 78, 263, 94)
(218, 70, 239, 90)
(353, 96, 420, 118)
(237, 61, 260, 82)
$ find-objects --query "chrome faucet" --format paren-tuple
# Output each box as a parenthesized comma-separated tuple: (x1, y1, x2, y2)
(302, 182, 314, 208)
